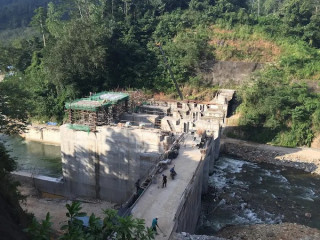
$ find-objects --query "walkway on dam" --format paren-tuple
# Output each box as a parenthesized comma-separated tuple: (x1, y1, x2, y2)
(131, 134, 203, 239)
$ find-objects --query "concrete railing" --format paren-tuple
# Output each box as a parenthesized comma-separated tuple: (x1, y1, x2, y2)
(169, 155, 204, 239)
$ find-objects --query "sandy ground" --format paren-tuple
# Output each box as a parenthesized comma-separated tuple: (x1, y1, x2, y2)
(222, 137, 320, 160)
(221, 137, 320, 174)
(19, 185, 114, 235)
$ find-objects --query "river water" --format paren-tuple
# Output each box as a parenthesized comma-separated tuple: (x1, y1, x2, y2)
(0, 134, 62, 177)
(197, 156, 320, 235)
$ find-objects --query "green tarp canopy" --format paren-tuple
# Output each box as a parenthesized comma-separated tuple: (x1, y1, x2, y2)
(65, 92, 129, 111)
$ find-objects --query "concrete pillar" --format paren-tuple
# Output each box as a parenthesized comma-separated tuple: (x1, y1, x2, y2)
(209, 139, 215, 174)
(214, 136, 220, 160)
(213, 127, 221, 161)
(202, 155, 209, 194)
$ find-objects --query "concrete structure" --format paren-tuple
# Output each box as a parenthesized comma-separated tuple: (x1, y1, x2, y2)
(201, 60, 263, 86)
(57, 90, 233, 203)
(131, 132, 220, 239)
(60, 124, 166, 203)
(15, 89, 235, 237)
(20, 125, 61, 145)
(12, 171, 65, 197)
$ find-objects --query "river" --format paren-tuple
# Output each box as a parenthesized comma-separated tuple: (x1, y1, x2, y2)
(0, 134, 62, 177)
(197, 156, 320, 235)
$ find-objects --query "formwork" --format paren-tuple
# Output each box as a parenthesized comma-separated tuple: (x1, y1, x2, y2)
(65, 92, 129, 131)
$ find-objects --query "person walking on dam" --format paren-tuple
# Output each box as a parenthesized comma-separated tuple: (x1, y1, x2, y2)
(151, 217, 159, 235)
(135, 179, 141, 194)
(162, 174, 167, 188)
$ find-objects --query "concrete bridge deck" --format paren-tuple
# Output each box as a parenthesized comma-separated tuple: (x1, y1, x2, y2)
(131, 134, 203, 239)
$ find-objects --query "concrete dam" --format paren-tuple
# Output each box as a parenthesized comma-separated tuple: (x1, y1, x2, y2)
(14, 90, 234, 238)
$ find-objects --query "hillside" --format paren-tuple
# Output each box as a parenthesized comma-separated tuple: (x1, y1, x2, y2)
(0, 0, 320, 147)
(209, 25, 281, 63)
(0, 0, 51, 30)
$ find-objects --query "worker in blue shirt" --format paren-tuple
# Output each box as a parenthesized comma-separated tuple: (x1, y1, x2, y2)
(151, 217, 159, 235)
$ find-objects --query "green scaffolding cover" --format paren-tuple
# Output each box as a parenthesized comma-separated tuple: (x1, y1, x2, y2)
(65, 92, 129, 111)
(67, 124, 91, 132)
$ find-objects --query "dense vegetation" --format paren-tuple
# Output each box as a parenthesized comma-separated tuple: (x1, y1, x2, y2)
(0, 82, 30, 239)
(0, 0, 320, 147)
(0, 0, 54, 30)
(26, 201, 154, 240)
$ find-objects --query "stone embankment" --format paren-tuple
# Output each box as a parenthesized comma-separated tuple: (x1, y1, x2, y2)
(174, 223, 320, 240)
(221, 138, 320, 175)
(215, 223, 320, 240)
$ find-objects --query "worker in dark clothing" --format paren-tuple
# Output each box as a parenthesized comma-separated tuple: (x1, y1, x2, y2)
(135, 179, 140, 194)
(162, 174, 167, 188)
(151, 217, 159, 235)
(170, 165, 177, 179)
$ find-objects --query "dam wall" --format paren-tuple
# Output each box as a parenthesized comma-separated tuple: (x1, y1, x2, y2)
(21, 126, 61, 145)
(60, 125, 164, 203)
(12, 171, 65, 197)
(171, 135, 220, 236)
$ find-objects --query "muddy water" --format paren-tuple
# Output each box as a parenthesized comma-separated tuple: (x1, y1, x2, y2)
(0, 134, 62, 177)
(197, 156, 320, 235)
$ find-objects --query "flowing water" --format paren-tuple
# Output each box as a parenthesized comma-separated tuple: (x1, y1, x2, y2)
(197, 156, 320, 235)
(0, 134, 62, 177)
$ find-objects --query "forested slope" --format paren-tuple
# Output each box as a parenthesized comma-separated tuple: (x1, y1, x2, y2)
(0, 0, 320, 147)
(0, 0, 53, 30)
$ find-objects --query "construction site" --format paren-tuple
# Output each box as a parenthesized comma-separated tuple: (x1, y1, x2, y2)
(15, 89, 235, 238)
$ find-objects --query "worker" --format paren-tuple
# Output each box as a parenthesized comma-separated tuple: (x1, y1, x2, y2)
(151, 217, 159, 235)
(170, 165, 177, 179)
(135, 179, 141, 194)
(162, 174, 167, 188)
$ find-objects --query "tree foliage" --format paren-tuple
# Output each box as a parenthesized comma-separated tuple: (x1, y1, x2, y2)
(238, 67, 319, 147)
(0, 140, 30, 239)
(26, 201, 154, 240)
(1, 0, 320, 146)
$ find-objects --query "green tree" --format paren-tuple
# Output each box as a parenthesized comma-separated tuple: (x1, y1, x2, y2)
(0, 80, 30, 238)
(280, 0, 313, 36)
(238, 67, 319, 147)
(25, 213, 52, 240)
(303, 13, 320, 47)
(28, 201, 154, 240)
(0, 74, 30, 134)
(30, 7, 48, 47)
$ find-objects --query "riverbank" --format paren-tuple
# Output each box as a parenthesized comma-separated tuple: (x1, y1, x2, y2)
(174, 222, 320, 240)
(20, 124, 61, 145)
(221, 137, 320, 174)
